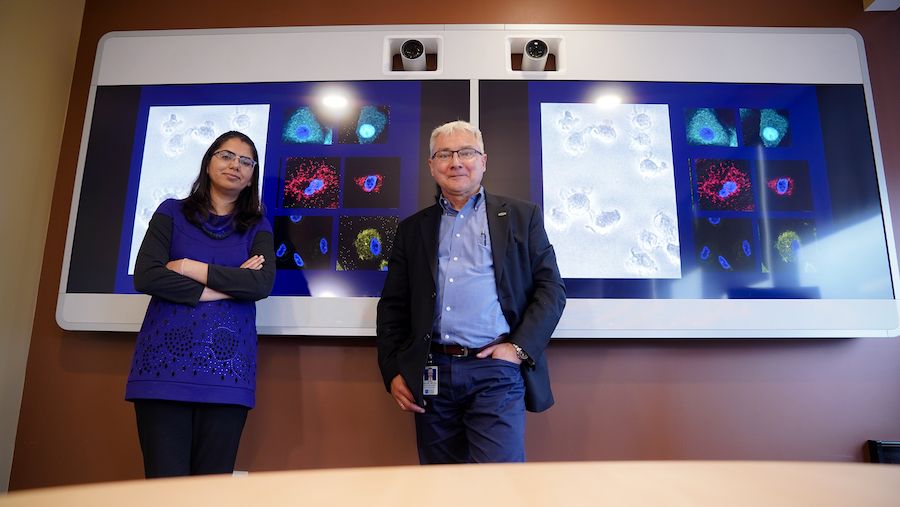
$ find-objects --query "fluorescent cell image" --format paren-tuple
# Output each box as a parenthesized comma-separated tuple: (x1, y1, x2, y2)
(763, 219, 817, 273)
(282, 106, 332, 145)
(273, 216, 334, 271)
(741, 108, 791, 147)
(281, 157, 341, 209)
(693, 217, 757, 272)
(337, 216, 399, 271)
(128, 104, 270, 275)
(342, 157, 401, 209)
(759, 160, 813, 211)
(541, 102, 680, 279)
(684, 108, 738, 147)
(339, 105, 390, 144)
(694, 159, 755, 212)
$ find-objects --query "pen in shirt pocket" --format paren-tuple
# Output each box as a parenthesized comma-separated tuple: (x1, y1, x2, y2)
(481, 229, 487, 246)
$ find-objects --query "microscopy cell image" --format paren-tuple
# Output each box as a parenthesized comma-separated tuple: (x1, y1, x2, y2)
(342, 157, 401, 209)
(281, 157, 341, 209)
(336, 216, 399, 271)
(540, 102, 680, 279)
(128, 104, 270, 275)
(694, 158, 755, 212)
(338, 105, 390, 144)
(740, 108, 791, 148)
(693, 217, 758, 272)
(282, 106, 333, 145)
(684, 108, 738, 147)
(273, 216, 334, 271)
(762, 219, 817, 273)
(759, 160, 813, 211)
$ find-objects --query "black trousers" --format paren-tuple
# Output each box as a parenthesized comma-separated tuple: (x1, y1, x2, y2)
(133, 399, 248, 478)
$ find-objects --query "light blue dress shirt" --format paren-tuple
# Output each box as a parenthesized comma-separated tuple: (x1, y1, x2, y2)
(433, 188, 510, 348)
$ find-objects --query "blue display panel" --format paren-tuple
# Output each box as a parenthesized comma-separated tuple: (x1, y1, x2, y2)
(480, 81, 893, 300)
(67, 80, 470, 298)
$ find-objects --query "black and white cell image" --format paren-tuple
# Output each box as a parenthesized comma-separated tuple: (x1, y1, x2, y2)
(541, 103, 681, 279)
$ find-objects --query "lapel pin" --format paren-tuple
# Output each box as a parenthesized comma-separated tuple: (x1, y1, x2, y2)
(498, 211, 508, 217)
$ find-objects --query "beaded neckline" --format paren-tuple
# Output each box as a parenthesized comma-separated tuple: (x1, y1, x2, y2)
(200, 212, 235, 239)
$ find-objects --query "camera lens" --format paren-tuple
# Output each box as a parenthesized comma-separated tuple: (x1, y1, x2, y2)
(401, 39, 424, 59)
(525, 39, 548, 59)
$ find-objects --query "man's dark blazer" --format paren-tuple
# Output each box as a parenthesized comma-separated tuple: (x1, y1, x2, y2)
(376, 191, 566, 412)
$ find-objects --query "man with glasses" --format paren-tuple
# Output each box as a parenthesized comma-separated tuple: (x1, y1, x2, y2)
(377, 120, 566, 463)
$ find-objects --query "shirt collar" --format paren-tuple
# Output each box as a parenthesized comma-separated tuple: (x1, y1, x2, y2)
(438, 187, 485, 215)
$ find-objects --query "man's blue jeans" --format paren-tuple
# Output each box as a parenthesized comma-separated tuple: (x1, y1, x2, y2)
(414, 352, 526, 464)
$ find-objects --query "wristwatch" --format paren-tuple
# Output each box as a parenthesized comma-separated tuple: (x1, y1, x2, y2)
(511, 343, 529, 361)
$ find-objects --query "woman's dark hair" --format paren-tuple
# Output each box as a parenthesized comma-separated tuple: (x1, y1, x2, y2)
(183, 130, 264, 232)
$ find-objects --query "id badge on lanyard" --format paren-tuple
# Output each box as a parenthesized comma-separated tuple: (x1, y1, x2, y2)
(423, 354, 438, 396)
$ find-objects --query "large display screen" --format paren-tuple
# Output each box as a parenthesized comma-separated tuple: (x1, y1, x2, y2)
(66, 80, 469, 299)
(480, 81, 892, 300)
(56, 26, 899, 336)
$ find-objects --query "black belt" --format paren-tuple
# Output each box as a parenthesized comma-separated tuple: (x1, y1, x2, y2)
(430, 334, 508, 357)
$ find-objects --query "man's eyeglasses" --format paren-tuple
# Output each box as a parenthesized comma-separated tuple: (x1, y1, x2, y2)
(213, 150, 258, 170)
(431, 148, 483, 163)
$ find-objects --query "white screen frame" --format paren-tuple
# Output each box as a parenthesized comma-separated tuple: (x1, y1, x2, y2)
(57, 24, 900, 337)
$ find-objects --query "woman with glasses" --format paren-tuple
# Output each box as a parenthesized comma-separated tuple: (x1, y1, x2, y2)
(125, 130, 275, 477)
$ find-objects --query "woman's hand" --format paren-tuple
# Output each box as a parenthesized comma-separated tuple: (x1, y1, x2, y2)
(240, 255, 265, 270)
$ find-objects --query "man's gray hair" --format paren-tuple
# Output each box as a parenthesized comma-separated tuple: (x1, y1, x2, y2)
(429, 120, 485, 155)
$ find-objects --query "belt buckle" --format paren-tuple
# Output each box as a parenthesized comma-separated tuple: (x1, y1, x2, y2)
(451, 346, 469, 358)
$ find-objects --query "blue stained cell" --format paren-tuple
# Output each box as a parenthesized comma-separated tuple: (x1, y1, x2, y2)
(698, 127, 715, 141)
(358, 123, 376, 139)
(776, 178, 789, 195)
(319, 238, 328, 254)
(293, 252, 304, 267)
(304, 178, 324, 196)
(289, 215, 303, 223)
(718, 180, 737, 198)
(742, 240, 751, 257)
(369, 237, 382, 256)
(295, 126, 310, 140)
(708, 217, 721, 225)
(276, 243, 287, 258)
(700, 246, 711, 260)
(363, 175, 378, 192)
(718, 255, 732, 270)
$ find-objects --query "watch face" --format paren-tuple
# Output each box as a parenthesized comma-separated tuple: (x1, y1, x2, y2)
(525, 39, 548, 58)
(401, 39, 424, 59)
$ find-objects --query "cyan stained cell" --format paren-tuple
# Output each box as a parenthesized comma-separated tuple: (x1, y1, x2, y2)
(283, 107, 330, 145)
(356, 106, 388, 144)
(685, 108, 737, 147)
(758, 109, 789, 147)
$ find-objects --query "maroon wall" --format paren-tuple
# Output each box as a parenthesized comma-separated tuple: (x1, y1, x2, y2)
(11, 0, 900, 490)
